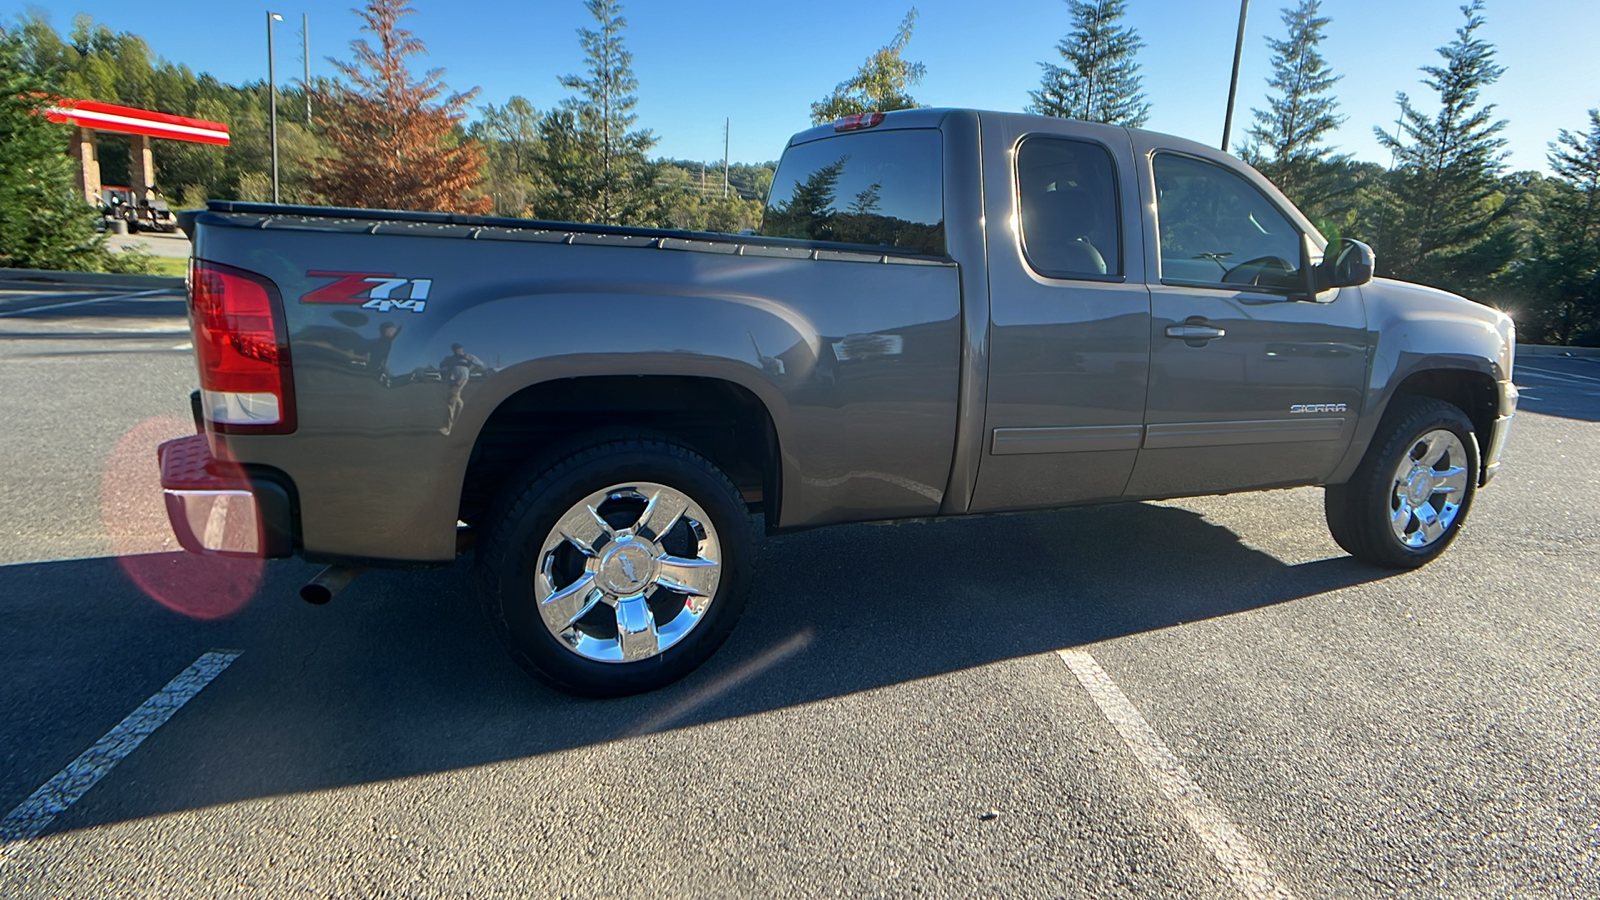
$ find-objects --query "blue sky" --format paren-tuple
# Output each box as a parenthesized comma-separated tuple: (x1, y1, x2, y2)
(8, 0, 1598, 173)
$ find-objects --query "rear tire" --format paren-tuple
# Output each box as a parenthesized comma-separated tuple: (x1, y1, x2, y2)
(475, 435, 752, 697)
(1325, 396, 1479, 569)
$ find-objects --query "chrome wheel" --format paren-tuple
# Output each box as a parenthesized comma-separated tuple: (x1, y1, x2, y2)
(1387, 428, 1470, 549)
(534, 482, 722, 664)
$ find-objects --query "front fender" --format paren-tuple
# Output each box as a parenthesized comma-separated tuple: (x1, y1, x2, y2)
(1327, 279, 1513, 485)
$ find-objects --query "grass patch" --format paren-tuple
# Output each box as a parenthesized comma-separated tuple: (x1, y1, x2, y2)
(143, 256, 188, 278)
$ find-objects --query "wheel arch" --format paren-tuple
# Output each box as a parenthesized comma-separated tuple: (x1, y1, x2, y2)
(457, 373, 784, 532)
(1329, 359, 1499, 486)
(1386, 366, 1498, 459)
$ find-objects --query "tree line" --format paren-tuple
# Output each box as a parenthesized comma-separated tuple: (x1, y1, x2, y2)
(3, 1, 771, 231)
(2, 0, 1597, 344)
(1026, 0, 1600, 346)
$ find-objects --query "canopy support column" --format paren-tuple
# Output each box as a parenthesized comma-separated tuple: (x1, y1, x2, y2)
(70, 126, 101, 206)
(129, 133, 155, 204)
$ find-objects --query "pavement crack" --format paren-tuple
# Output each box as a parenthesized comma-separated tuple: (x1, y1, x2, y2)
(294, 634, 326, 683)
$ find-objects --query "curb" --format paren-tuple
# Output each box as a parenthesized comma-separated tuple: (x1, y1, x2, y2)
(1518, 344, 1600, 358)
(0, 267, 183, 290)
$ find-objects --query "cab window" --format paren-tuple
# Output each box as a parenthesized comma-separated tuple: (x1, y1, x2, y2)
(1153, 153, 1302, 291)
(1016, 137, 1122, 279)
(762, 130, 945, 256)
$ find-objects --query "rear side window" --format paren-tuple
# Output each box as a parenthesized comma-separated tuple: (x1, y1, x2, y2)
(1016, 137, 1122, 278)
(762, 130, 945, 256)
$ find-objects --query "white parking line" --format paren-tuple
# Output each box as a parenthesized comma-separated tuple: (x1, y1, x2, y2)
(1056, 648, 1296, 900)
(1517, 366, 1600, 386)
(0, 288, 174, 318)
(0, 650, 241, 844)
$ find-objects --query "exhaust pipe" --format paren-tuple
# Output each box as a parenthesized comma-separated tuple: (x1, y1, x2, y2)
(300, 565, 363, 605)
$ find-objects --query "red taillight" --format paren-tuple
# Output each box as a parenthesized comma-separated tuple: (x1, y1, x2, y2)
(189, 260, 295, 434)
(833, 112, 886, 132)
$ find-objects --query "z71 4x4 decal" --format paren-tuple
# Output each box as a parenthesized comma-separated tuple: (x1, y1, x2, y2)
(302, 271, 432, 313)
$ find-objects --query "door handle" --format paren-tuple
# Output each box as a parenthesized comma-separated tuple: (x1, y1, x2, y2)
(1165, 324, 1226, 341)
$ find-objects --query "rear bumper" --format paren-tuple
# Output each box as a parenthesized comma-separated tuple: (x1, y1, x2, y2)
(158, 434, 295, 558)
(1481, 380, 1518, 485)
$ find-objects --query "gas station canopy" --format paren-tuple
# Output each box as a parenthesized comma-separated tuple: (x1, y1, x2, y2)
(47, 99, 231, 209)
(48, 99, 230, 146)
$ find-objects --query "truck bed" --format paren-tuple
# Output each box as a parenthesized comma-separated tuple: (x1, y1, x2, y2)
(187, 202, 964, 564)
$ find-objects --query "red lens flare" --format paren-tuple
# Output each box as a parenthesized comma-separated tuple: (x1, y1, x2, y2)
(100, 417, 263, 620)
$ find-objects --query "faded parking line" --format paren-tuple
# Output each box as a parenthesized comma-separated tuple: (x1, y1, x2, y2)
(1057, 648, 1296, 900)
(0, 288, 175, 319)
(0, 650, 241, 845)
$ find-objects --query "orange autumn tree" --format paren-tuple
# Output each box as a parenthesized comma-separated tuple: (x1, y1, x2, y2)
(312, 0, 490, 213)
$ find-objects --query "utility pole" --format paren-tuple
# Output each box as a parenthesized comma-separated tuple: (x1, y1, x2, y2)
(1220, 0, 1249, 153)
(267, 11, 282, 203)
(303, 14, 311, 126)
(723, 118, 730, 199)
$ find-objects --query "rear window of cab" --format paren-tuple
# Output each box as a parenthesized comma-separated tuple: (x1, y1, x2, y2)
(761, 130, 945, 257)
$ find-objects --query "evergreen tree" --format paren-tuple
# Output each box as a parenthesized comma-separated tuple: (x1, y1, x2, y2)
(532, 0, 658, 226)
(1028, 0, 1149, 127)
(471, 96, 544, 217)
(312, 0, 490, 213)
(810, 9, 926, 125)
(0, 28, 113, 272)
(1241, 0, 1346, 216)
(1372, 0, 1513, 294)
(1515, 110, 1600, 343)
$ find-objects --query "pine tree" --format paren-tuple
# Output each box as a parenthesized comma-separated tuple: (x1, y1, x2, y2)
(471, 96, 543, 217)
(1028, 0, 1149, 127)
(810, 9, 926, 125)
(1516, 110, 1600, 343)
(311, 0, 490, 214)
(532, 0, 658, 226)
(1372, 0, 1512, 294)
(1241, 0, 1346, 215)
(0, 28, 111, 272)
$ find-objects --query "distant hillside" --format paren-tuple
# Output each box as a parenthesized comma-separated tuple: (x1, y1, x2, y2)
(657, 159, 778, 203)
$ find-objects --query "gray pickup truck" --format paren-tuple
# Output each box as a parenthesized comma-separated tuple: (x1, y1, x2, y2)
(162, 108, 1517, 696)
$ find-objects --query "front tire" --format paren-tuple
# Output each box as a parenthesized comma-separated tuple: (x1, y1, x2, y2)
(476, 436, 753, 697)
(1325, 396, 1479, 569)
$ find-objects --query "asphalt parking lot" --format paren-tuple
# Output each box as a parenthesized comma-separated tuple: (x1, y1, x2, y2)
(1, 280, 1597, 898)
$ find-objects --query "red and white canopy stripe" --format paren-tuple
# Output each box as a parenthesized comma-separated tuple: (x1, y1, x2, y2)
(48, 99, 230, 146)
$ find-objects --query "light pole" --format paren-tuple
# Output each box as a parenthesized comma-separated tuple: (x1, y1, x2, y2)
(267, 11, 283, 204)
(1221, 0, 1250, 153)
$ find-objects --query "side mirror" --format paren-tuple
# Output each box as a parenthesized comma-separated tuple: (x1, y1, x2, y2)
(1322, 238, 1375, 289)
